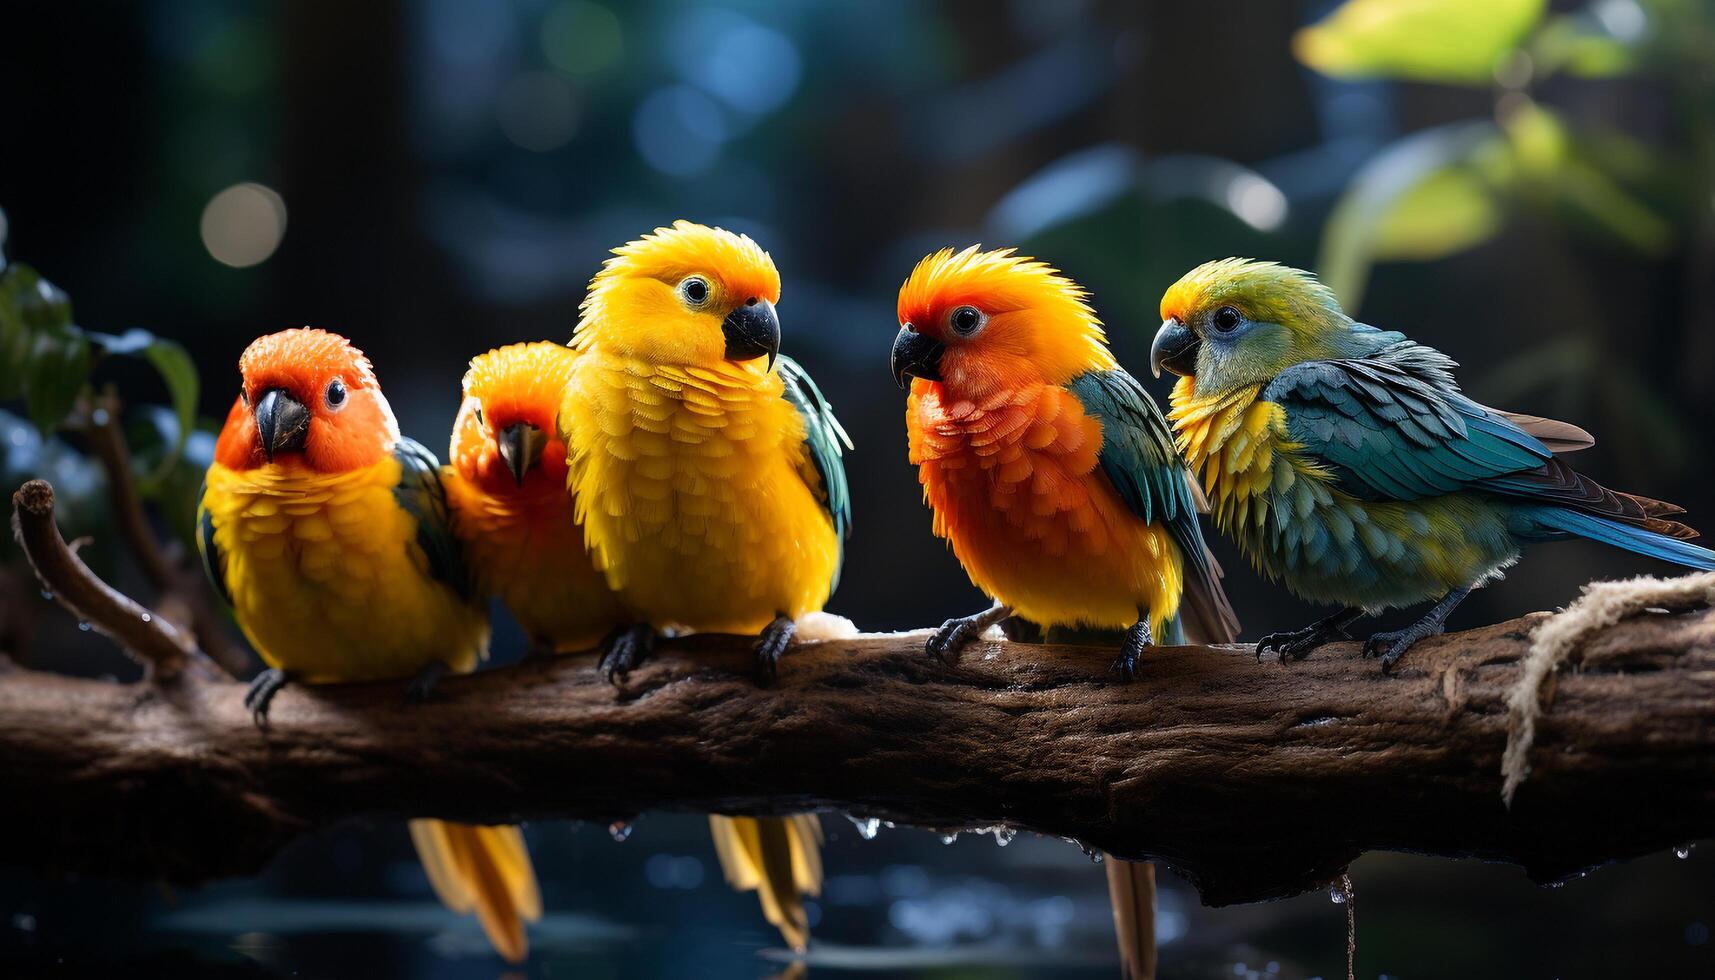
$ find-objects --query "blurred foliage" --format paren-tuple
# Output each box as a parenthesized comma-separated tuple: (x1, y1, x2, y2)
(0, 215, 212, 556)
(1299, 0, 1688, 310)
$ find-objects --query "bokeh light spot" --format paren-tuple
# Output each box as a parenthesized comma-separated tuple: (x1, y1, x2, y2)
(496, 71, 581, 152)
(632, 85, 727, 176)
(541, 1, 623, 75)
(670, 11, 801, 116)
(1226, 172, 1289, 231)
(199, 183, 287, 268)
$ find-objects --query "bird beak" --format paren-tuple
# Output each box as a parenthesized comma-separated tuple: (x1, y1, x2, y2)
(496, 421, 546, 488)
(253, 387, 310, 462)
(891, 324, 943, 388)
(1150, 318, 1200, 379)
(723, 298, 781, 370)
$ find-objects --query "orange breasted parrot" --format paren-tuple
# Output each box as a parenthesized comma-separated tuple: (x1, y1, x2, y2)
(558, 220, 850, 951)
(1152, 258, 1715, 668)
(197, 328, 540, 962)
(891, 247, 1238, 980)
(892, 246, 1238, 670)
(445, 341, 625, 652)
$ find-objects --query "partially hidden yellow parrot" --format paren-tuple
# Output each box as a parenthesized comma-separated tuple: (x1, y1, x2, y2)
(559, 221, 851, 951)
(197, 328, 540, 962)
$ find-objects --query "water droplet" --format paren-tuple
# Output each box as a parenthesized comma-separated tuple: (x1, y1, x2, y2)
(608, 820, 632, 842)
(39, 590, 53, 601)
(939, 832, 959, 845)
(77, 621, 92, 632)
(845, 815, 881, 840)
(990, 827, 1015, 847)
(140, 613, 152, 624)
(1328, 886, 1346, 904)
(1676, 844, 1693, 859)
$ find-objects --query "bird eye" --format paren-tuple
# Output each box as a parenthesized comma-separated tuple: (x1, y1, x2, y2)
(949, 305, 986, 337)
(680, 276, 710, 307)
(324, 378, 348, 411)
(1212, 306, 1243, 333)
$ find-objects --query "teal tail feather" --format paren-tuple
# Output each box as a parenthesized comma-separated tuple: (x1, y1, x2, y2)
(1526, 507, 1715, 571)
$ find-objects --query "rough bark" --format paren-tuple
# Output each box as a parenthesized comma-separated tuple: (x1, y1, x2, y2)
(2, 607, 1712, 906)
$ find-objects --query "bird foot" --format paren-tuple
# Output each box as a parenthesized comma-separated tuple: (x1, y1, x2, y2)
(752, 615, 796, 686)
(243, 668, 290, 730)
(1362, 623, 1443, 672)
(1255, 609, 1365, 664)
(599, 624, 655, 684)
(404, 660, 450, 703)
(926, 605, 1010, 665)
(1110, 620, 1152, 681)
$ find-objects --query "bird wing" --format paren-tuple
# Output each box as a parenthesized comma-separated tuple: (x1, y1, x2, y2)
(392, 436, 473, 598)
(1068, 369, 1239, 642)
(195, 479, 233, 606)
(778, 354, 853, 574)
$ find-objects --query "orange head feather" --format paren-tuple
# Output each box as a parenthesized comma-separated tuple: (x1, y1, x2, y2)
(573, 220, 782, 368)
(449, 342, 576, 495)
(214, 328, 398, 473)
(893, 247, 1117, 397)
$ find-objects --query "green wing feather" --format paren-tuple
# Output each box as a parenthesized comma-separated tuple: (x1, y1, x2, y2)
(1067, 369, 1210, 584)
(777, 355, 852, 584)
(391, 436, 473, 599)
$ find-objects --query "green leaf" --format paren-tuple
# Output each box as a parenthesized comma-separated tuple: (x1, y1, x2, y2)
(89, 328, 201, 481)
(23, 327, 92, 434)
(1501, 103, 1673, 253)
(1295, 0, 1547, 84)
(1370, 168, 1504, 260)
(1530, 12, 1641, 78)
(1317, 121, 1505, 311)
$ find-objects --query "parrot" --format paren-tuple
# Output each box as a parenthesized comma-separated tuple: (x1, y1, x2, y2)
(197, 328, 541, 962)
(890, 246, 1239, 980)
(1150, 258, 1715, 668)
(443, 341, 626, 653)
(558, 220, 851, 952)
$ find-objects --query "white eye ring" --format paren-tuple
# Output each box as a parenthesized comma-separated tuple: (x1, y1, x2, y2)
(949, 304, 986, 337)
(679, 276, 711, 307)
(324, 378, 349, 412)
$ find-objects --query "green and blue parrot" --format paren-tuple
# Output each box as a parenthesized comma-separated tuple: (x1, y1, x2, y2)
(1151, 258, 1715, 668)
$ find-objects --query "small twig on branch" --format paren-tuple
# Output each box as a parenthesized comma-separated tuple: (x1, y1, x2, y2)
(10, 479, 196, 679)
(81, 392, 251, 677)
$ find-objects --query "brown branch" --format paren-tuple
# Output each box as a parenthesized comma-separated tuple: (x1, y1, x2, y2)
(10, 479, 196, 678)
(1, 606, 1711, 904)
(81, 393, 251, 677)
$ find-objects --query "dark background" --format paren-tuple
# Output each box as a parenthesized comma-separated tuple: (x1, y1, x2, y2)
(2, 0, 1713, 977)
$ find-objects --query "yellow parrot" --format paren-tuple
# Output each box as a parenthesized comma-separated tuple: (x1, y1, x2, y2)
(559, 220, 851, 951)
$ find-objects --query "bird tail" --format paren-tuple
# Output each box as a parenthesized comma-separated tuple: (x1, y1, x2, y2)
(1105, 858, 1158, 980)
(408, 819, 542, 963)
(1525, 507, 1715, 570)
(708, 814, 824, 951)
(1177, 541, 1242, 645)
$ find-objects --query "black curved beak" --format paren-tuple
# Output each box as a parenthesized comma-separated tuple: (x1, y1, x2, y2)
(253, 388, 309, 462)
(496, 421, 546, 488)
(891, 325, 943, 388)
(1150, 318, 1200, 379)
(723, 298, 781, 370)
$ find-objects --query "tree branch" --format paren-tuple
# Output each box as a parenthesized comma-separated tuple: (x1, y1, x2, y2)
(1, 604, 1711, 904)
(10, 479, 196, 678)
(79, 393, 251, 677)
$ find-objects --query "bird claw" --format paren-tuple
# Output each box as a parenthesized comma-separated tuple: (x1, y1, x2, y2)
(600, 624, 654, 684)
(1362, 628, 1429, 672)
(1256, 626, 1344, 664)
(243, 668, 290, 731)
(926, 617, 978, 665)
(1110, 620, 1152, 682)
(404, 660, 450, 703)
(753, 615, 795, 686)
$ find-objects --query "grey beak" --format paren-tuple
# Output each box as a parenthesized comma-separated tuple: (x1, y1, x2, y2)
(722, 298, 781, 370)
(496, 421, 546, 487)
(254, 388, 310, 461)
(1150, 318, 1200, 379)
(891, 324, 943, 388)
